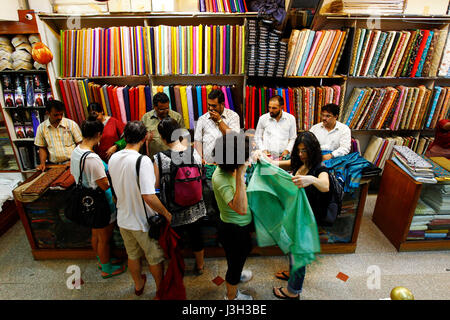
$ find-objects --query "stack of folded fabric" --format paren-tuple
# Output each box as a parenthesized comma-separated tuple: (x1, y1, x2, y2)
(22, 166, 68, 197)
(421, 184, 450, 215)
(49, 169, 75, 191)
(0, 36, 14, 71)
(10, 35, 33, 71)
(391, 145, 437, 183)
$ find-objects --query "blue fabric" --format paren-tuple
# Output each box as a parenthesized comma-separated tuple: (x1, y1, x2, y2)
(322, 150, 332, 156)
(102, 160, 116, 214)
(323, 152, 372, 193)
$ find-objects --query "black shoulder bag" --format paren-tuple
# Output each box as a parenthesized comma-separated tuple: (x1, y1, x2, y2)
(64, 151, 111, 228)
(136, 155, 165, 240)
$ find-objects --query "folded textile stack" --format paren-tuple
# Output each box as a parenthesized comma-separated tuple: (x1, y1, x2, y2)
(49, 169, 75, 191)
(423, 156, 450, 182)
(391, 145, 437, 183)
(247, 19, 287, 77)
(22, 167, 68, 196)
(0, 176, 23, 212)
(0, 36, 13, 71)
(407, 184, 450, 241)
(421, 184, 450, 214)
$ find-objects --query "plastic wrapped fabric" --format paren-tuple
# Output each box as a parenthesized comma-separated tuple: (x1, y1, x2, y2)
(247, 159, 321, 272)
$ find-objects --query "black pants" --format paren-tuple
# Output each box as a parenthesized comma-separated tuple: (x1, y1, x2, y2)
(218, 220, 253, 286)
(173, 219, 204, 253)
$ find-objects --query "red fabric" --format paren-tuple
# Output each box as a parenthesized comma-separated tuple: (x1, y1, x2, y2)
(96, 117, 125, 162)
(157, 222, 186, 300)
(428, 119, 450, 150)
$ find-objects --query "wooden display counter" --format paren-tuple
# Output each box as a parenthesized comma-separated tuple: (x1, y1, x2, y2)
(373, 160, 450, 252)
(15, 170, 371, 260)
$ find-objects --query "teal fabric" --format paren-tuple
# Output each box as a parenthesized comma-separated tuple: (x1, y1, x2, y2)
(102, 160, 116, 215)
(247, 159, 321, 271)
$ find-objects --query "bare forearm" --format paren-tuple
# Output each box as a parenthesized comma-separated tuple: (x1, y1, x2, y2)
(230, 172, 248, 215)
(142, 194, 170, 218)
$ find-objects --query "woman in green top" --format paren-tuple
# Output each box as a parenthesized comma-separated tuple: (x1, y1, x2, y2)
(212, 132, 254, 300)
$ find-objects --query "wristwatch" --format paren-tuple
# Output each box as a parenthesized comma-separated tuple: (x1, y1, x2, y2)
(217, 118, 223, 124)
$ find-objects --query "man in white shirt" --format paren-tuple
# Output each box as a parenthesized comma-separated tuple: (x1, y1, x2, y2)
(109, 120, 172, 298)
(194, 89, 241, 164)
(309, 103, 351, 161)
(255, 95, 297, 158)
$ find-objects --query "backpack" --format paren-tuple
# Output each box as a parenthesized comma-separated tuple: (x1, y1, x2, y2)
(321, 171, 344, 226)
(158, 149, 203, 210)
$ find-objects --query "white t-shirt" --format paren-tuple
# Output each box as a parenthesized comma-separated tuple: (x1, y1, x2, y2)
(70, 146, 106, 189)
(108, 149, 157, 232)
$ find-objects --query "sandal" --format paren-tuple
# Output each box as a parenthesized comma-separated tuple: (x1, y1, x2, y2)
(135, 274, 147, 296)
(273, 287, 299, 300)
(101, 264, 127, 279)
(275, 270, 290, 281)
(97, 257, 123, 270)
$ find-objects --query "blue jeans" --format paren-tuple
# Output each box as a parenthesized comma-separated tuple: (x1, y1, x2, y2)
(287, 254, 306, 295)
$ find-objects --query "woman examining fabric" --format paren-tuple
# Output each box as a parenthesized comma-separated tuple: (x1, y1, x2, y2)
(87, 103, 125, 162)
(153, 117, 207, 275)
(259, 131, 330, 299)
(70, 116, 126, 279)
(212, 132, 254, 300)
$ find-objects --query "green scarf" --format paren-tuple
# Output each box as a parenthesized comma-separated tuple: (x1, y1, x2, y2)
(247, 159, 321, 271)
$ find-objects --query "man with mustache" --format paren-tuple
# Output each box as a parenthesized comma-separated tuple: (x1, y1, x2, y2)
(255, 95, 297, 159)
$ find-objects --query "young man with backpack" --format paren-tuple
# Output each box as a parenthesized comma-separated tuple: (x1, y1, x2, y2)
(108, 121, 172, 298)
(153, 117, 207, 275)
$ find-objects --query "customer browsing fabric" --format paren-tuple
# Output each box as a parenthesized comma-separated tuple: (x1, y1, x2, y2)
(87, 103, 125, 162)
(212, 132, 253, 300)
(108, 121, 172, 298)
(70, 116, 126, 279)
(258, 131, 330, 299)
(153, 117, 207, 276)
(309, 103, 351, 161)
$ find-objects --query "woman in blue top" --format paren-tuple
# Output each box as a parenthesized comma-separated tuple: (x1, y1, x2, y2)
(70, 116, 126, 279)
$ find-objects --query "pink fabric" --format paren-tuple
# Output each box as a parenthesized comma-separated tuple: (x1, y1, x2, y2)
(117, 87, 127, 125)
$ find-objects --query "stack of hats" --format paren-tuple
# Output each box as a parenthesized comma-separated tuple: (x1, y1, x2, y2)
(0, 36, 14, 71)
(11, 35, 33, 71)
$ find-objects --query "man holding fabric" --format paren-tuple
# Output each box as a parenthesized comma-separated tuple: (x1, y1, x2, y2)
(255, 95, 297, 159)
(140, 92, 185, 159)
(194, 89, 241, 164)
(309, 103, 351, 161)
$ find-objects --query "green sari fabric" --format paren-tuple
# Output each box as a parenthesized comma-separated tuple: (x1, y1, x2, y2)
(247, 159, 321, 271)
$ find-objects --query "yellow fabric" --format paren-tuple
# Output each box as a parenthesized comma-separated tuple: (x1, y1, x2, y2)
(180, 86, 190, 129)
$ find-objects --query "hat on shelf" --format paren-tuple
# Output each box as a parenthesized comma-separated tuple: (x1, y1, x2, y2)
(0, 60, 13, 71)
(12, 60, 33, 70)
(11, 35, 28, 48)
(33, 61, 46, 70)
(0, 45, 13, 54)
(28, 34, 40, 46)
(11, 49, 32, 62)
(15, 43, 32, 54)
(0, 36, 11, 47)
(0, 51, 12, 62)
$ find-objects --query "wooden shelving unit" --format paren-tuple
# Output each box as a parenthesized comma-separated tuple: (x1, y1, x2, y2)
(373, 160, 450, 251)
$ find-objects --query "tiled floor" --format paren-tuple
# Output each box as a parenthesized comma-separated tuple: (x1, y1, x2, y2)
(0, 195, 449, 300)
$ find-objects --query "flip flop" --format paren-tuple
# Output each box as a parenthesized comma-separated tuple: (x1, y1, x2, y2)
(273, 287, 299, 300)
(275, 270, 290, 281)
